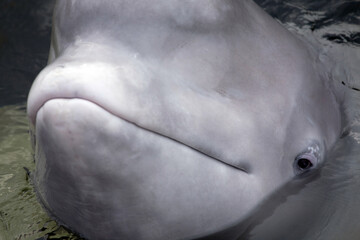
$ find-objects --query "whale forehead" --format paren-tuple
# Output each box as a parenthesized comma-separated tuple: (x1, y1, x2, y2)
(52, 0, 319, 99)
(55, 0, 236, 27)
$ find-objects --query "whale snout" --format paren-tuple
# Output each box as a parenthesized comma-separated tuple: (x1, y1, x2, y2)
(27, 58, 259, 173)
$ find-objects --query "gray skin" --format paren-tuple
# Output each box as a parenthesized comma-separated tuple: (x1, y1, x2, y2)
(27, 0, 342, 239)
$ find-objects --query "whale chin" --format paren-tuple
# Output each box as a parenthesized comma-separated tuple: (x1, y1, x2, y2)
(33, 98, 262, 239)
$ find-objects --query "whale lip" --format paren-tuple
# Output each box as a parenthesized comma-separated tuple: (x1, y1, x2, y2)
(33, 97, 249, 174)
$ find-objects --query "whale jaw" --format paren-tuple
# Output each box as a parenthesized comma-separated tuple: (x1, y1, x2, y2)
(34, 98, 266, 239)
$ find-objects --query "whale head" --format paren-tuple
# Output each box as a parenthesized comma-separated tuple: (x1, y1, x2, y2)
(27, 0, 342, 239)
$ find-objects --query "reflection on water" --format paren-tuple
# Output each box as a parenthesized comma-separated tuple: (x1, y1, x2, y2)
(0, 0, 359, 239)
(0, 105, 81, 239)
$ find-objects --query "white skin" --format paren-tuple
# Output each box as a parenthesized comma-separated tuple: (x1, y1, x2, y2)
(27, 0, 341, 239)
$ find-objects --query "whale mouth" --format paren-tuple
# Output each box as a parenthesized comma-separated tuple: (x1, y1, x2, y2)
(34, 97, 249, 174)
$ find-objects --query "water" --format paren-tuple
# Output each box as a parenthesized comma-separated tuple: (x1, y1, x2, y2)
(0, 105, 80, 239)
(0, 0, 81, 239)
(0, 0, 359, 239)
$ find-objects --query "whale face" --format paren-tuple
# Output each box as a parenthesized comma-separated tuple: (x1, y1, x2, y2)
(27, 0, 342, 239)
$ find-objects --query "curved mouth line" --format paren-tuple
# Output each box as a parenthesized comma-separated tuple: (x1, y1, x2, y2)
(35, 97, 248, 174)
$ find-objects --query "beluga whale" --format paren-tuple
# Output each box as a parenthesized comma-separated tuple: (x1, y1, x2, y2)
(27, 0, 343, 239)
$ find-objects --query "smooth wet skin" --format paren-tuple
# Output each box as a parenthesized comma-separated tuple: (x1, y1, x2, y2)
(27, 0, 342, 239)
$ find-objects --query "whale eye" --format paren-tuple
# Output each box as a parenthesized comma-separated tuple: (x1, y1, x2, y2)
(294, 153, 318, 174)
(297, 157, 313, 170)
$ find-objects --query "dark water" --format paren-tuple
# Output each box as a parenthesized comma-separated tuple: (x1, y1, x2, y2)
(0, 0, 359, 239)
(0, 0, 53, 106)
